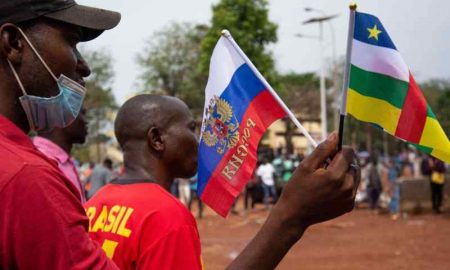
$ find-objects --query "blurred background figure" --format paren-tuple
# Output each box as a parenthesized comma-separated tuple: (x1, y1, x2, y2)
(170, 178, 180, 198)
(281, 153, 295, 187)
(244, 172, 258, 211)
(367, 157, 383, 212)
(382, 158, 400, 220)
(86, 158, 113, 199)
(430, 157, 446, 214)
(188, 174, 203, 219)
(178, 177, 191, 207)
(33, 108, 89, 203)
(256, 157, 277, 209)
(81, 162, 95, 199)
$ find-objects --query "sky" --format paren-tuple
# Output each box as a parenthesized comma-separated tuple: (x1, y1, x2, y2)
(78, 0, 450, 105)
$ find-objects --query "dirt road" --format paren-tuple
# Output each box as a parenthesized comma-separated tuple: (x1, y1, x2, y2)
(196, 205, 450, 270)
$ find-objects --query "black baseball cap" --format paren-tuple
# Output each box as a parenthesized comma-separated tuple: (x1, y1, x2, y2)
(0, 0, 121, 41)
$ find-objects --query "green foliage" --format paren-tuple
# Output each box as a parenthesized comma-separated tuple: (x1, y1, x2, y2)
(275, 73, 321, 153)
(82, 49, 117, 111)
(421, 79, 450, 135)
(278, 72, 320, 118)
(72, 145, 91, 163)
(199, 0, 278, 85)
(137, 23, 208, 116)
(73, 48, 117, 162)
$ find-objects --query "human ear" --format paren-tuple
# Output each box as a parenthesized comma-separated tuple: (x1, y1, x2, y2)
(0, 24, 24, 65)
(147, 126, 165, 152)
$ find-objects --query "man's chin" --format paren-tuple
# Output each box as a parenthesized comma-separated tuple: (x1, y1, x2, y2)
(185, 167, 198, 179)
(75, 138, 87, 145)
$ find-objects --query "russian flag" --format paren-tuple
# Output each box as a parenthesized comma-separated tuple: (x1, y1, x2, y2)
(197, 35, 287, 217)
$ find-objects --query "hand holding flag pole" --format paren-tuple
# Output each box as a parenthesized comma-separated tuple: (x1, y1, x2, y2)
(337, 3, 357, 151)
(221, 29, 318, 148)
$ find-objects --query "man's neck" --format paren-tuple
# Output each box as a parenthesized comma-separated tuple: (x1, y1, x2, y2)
(0, 79, 31, 133)
(40, 134, 72, 154)
(119, 151, 173, 192)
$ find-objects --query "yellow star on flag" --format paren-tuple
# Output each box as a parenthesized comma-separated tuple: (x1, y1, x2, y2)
(367, 24, 382, 40)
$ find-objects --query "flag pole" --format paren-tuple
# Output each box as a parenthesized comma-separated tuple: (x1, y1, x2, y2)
(221, 29, 318, 148)
(337, 3, 357, 151)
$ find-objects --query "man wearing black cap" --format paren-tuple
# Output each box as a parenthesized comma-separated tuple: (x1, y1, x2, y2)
(0, 1, 120, 269)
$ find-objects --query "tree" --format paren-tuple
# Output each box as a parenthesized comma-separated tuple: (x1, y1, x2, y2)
(279, 72, 322, 117)
(277, 72, 338, 153)
(421, 79, 450, 135)
(199, 0, 278, 85)
(73, 48, 117, 163)
(136, 23, 208, 115)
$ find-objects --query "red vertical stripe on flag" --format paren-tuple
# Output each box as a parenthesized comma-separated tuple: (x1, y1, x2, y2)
(394, 73, 427, 143)
(200, 90, 286, 216)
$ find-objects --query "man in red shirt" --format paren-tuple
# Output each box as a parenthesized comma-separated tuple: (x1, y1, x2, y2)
(86, 94, 360, 269)
(0, 0, 121, 269)
(85, 95, 202, 269)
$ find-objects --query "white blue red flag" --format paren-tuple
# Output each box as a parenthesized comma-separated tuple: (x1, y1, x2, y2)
(197, 34, 287, 217)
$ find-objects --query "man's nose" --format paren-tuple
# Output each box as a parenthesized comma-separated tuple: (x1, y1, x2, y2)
(75, 49, 91, 78)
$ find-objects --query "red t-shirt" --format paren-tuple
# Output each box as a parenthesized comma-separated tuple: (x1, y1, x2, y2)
(84, 182, 202, 270)
(0, 116, 117, 269)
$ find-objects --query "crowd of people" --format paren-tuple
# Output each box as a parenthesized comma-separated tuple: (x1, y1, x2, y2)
(355, 149, 447, 219)
(164, 146, 448, 220)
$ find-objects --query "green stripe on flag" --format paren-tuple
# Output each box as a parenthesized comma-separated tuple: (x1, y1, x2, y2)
(410, 142, 433, 154)
(349, 65, 409, 109)
(427, 105, 437, 119)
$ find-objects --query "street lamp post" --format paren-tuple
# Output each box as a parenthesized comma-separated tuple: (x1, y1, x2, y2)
(302, 12, 338, 141)
(319, 21, 326, 142)
(305, 8, 337, 63)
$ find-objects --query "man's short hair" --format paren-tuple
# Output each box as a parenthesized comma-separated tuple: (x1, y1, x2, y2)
(103, 158, 113, 167)
(114, 94, 184, 149)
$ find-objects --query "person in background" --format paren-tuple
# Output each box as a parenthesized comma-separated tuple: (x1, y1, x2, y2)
(281, 153, 295, 186)
(188, 174, 203, 219)
(430, 157, 446, 214)
(33, 108, 88, 202)
(367, 157, 382, 211)
(170, 178, 180, 198)
(294, 153, 304, 167)
(81, 161, 95, 198)
(382, 158, 400, 220)
(256, 157, 277, 209)
(87, 158, 113, 199)
(272, 152, 283, 184)
(178, 177, 191, 207)
(244, 172, 258, 211)
(400, 161, 414, 178)
(85, 95, 204, 269)
(421, 154, 432, 177)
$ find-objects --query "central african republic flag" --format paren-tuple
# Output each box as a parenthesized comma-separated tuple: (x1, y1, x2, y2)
(346, 11, 450, 163)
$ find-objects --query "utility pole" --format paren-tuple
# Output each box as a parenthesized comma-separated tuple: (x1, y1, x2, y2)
(303, 11, 338, 141)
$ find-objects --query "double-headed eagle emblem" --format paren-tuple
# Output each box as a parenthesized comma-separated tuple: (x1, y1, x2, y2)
(202, 96, 240, 154)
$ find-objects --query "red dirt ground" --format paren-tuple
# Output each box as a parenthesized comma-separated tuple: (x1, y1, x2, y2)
(195, 203, 450, 270)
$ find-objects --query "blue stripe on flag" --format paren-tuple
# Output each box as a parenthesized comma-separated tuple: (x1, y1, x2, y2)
(354, 11, 397, 50)
(197, 63, 266, 195)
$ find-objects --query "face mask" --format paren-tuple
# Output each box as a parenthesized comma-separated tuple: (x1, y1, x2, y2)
(7, 27, 86, 133)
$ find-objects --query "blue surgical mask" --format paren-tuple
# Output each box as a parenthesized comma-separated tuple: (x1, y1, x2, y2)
(7, 27, 86, 133)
